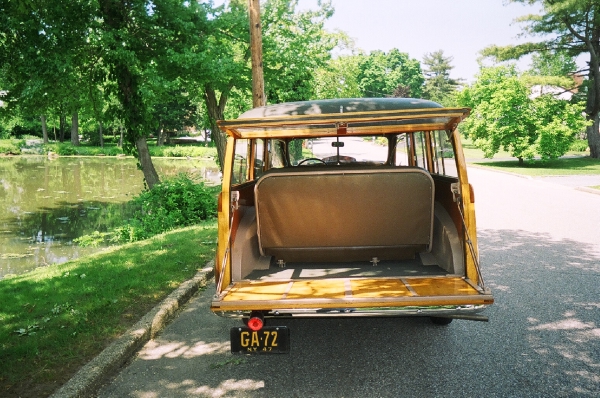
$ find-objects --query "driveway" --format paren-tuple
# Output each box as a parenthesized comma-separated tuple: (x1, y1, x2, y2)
(98, 166, 600, 398)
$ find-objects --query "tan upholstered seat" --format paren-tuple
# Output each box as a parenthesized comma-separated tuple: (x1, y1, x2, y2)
(254, 166, 435, 263)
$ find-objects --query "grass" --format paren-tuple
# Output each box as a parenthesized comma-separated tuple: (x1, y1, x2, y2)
(471, 156, 600, 176)
(0, 221, 217, 398)
(0, 138, 218, 159)
(460, 137, 591, 162)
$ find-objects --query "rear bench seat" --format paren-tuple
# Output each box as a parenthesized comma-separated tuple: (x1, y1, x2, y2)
(254, 166, 435, 263)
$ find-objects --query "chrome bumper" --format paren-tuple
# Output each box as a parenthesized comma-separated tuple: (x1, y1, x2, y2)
(213, 304, 490, 321)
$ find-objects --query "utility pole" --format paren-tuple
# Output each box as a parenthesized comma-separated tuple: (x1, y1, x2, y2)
(248, 0, 266, 107)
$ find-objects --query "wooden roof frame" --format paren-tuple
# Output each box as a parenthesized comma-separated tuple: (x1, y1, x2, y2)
(217, 98, 470, 139)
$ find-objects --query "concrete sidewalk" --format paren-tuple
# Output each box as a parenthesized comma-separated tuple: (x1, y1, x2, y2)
(50, 264, 214, 398)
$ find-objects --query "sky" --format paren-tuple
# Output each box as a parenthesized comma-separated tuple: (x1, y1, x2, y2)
(299, 0, 545, 82)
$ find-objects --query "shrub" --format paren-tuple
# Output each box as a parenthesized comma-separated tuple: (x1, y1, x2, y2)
(54, 143, 78, 155)
(78, 174, 219, 246)
(126, 174, 218, 240)
(149, 145, 215, 158)
(0, 126, 9, 140)
(0, 139, 23, 155)
(570, 139, 589, 152)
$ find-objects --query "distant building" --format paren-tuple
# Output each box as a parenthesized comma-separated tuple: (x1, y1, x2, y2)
(529, 85, 574, 100)
(529, 74, 584, 101)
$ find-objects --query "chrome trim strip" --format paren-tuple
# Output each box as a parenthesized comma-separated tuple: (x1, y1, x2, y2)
(214, 305, 489, 319)
(212, 294, 494, 308)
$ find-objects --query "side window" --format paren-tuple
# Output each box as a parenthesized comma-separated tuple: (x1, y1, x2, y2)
(232, 139, 249, 185)
(254, 139, 265, 178)
(395, 135, 409, 166)
(268, 139, 286, 169)
(432, 130, 458, 177)
(413, 132, 428, 169)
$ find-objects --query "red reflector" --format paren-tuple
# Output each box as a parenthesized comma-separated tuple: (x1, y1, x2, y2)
(247, 317, 263, 331)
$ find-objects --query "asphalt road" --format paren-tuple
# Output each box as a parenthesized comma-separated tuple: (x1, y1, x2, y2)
(98, 167, 600, 398)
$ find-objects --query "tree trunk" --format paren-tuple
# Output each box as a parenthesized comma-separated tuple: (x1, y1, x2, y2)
(98, 120, 104, 148)
(71, 112, 80, 146)
(157, 127, 165, 146)
(135, 136, 160, 189)
(59, 114, 66, 142)
(248, 0, 266, 108)
(204, 85, 231, 171)
(588, 113, 600, 158)
(40, 115, 49, 144)
(119, 125, 124, 147)
(584, 44, 600, 158)
(518, 156, 524, 167)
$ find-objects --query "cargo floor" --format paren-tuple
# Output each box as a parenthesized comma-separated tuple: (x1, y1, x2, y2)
(243, 257, 448, 281)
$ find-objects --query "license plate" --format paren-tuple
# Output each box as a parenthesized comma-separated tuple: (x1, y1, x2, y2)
(230, 326, 290, 354)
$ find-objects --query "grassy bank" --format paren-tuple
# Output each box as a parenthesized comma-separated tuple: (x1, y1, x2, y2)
(471, 156, 600, 176)
(0, 222, 217, 398)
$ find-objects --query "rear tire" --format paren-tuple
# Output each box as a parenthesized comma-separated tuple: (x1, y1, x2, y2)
(430, 316, 453, 325)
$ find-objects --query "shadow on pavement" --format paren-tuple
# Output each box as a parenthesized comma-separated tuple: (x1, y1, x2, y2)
(98, 229, 600, 398)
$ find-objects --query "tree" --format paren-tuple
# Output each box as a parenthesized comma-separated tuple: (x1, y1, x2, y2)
(457, 66, 588, 165)
(519, 50, 579, 96)
(201, 0, 252, 170)
(533, 94, 589, 159)
(481, 1, 600, 158)
(97, 0, 209, 188)
(202, 0, 337, 169)
(313, 55, 361, 99)
(356, 49, 424, 98)
(261, 0, 336, 103)
(529, 50, 577, 77)
(1, 0, 210, 188)
(422, 50, 461, 105)
(0, 0, 93, 143)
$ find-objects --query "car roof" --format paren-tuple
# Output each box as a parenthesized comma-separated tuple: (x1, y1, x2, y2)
(218, 98, 470, 139)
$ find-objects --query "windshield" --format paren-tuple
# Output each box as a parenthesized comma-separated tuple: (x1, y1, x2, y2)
(289, 136, 389, 165)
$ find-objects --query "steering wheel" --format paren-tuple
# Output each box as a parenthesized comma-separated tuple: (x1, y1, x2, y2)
(297, 157, 326, 166)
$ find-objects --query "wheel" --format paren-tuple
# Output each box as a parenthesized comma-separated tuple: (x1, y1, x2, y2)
(297, 157, 326, 165)
(430, 316, 453, 325)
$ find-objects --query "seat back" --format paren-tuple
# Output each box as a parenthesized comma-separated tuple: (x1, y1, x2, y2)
(254, 167, 435, 263)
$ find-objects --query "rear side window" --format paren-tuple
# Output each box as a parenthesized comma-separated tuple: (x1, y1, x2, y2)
(432, 130, 458, 177)
(403, 131, 458, 178)
(232, 139, 249, 185)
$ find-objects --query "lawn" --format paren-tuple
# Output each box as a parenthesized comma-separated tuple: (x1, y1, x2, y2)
(0, 222, 217, 398)
(471, 156, 600, 176)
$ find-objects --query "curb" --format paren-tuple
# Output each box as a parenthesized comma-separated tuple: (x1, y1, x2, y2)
(50, 263, 215, 398)
(575, 186, 600, 196)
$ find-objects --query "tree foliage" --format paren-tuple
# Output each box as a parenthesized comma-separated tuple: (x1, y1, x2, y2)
(313, 55, 362, 99)
(201, 0, 337, 168)
(262, 0, 336, 103)
(356, 49, 424, 98)
(422, 50, 461, 105)
(97, 0, 210, 187)
(0, 0, 211, 188)
(480, 0, 600, 158)
(457, 66, 588, 164)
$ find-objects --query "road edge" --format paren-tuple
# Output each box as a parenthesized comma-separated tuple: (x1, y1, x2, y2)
(50, 263, 215, 398)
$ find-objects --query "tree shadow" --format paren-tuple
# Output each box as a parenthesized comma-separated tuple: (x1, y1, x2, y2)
(98, 229, 600, 397)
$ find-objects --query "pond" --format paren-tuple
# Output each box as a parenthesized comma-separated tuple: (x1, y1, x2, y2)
(0, 156, 220, 279)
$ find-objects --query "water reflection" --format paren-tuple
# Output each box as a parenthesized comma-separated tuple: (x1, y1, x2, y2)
(0, 156, 220, 278)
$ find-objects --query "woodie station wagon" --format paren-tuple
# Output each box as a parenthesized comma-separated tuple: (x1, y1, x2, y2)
(212, 98, 494, 354)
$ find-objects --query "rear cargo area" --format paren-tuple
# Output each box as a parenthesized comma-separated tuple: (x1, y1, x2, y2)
(212, 257, 491, 313)
(212, 166, 493, 315)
